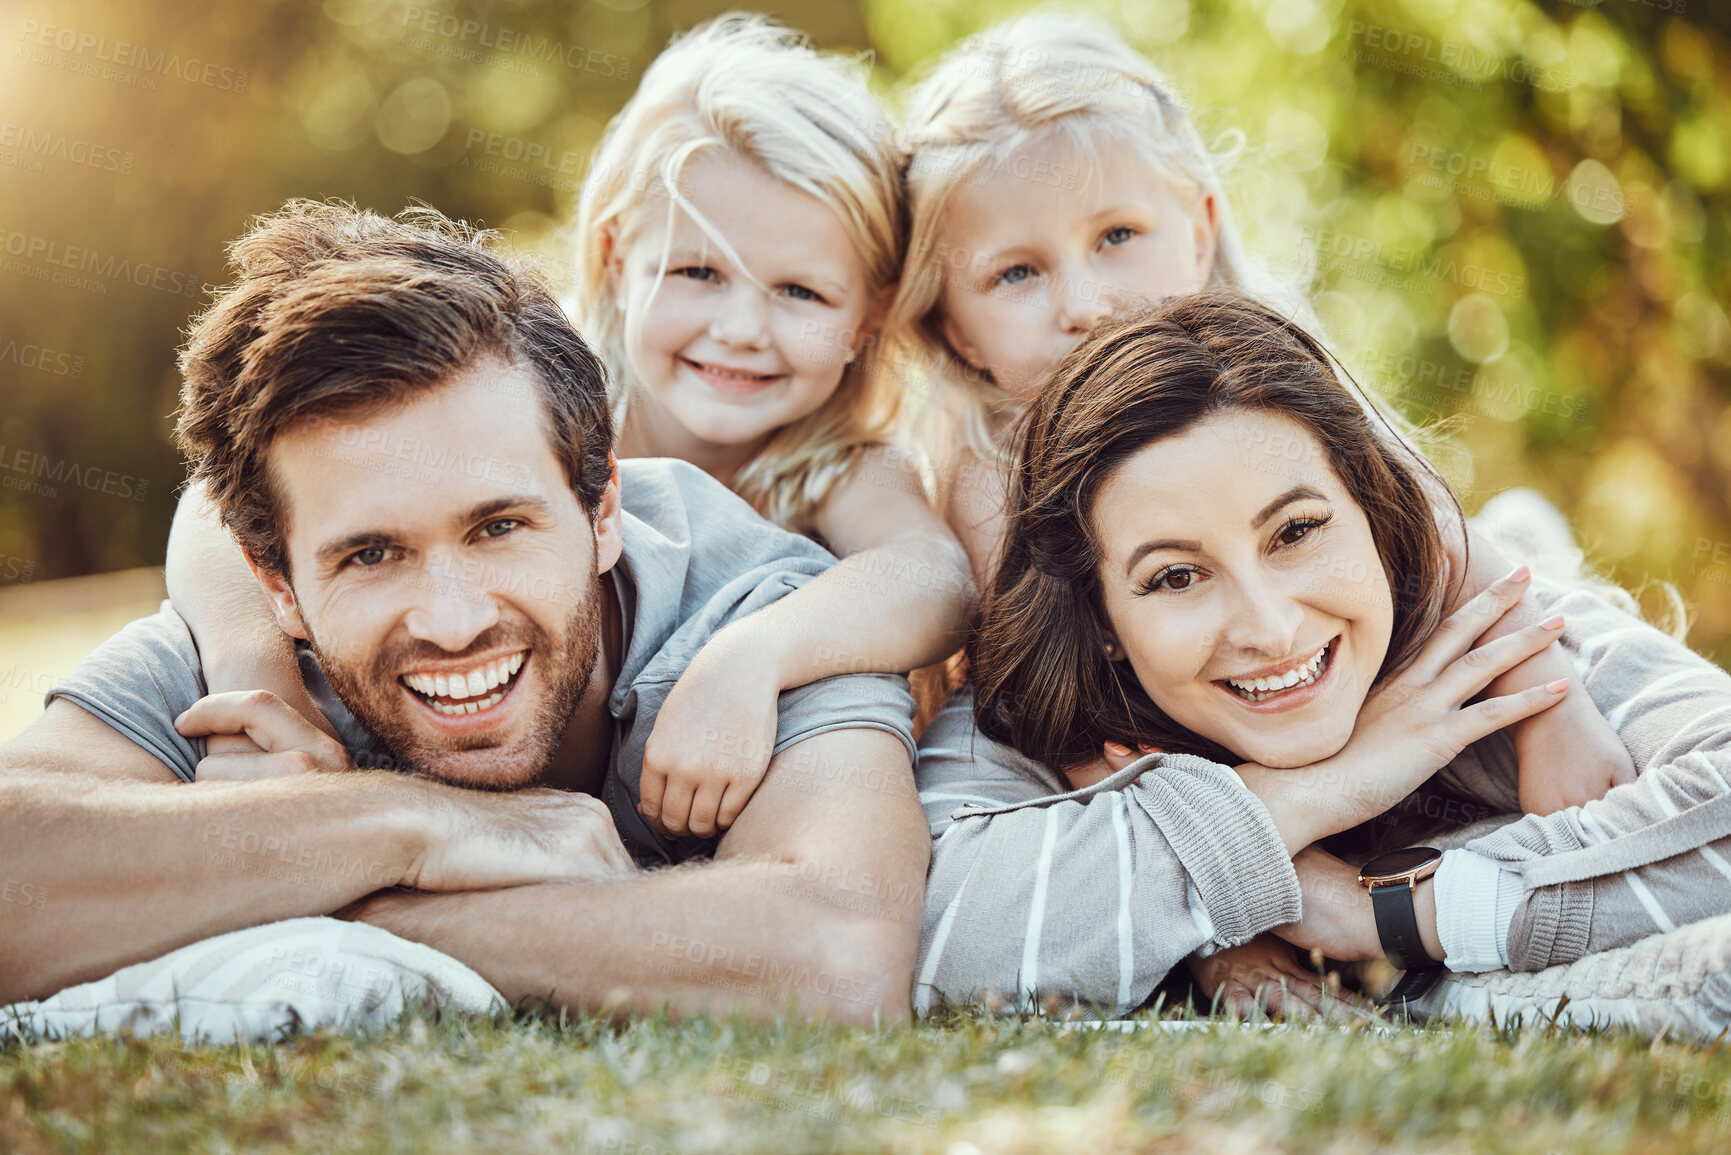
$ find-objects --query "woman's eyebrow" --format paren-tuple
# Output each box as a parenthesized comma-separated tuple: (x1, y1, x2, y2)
(1124, 537, 1201, 577)
(1251, 485, 1327, 529)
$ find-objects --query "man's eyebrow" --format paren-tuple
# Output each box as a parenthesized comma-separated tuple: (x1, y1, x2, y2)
(1121, 486, 1329, 577)
(313, 494, 555, 569)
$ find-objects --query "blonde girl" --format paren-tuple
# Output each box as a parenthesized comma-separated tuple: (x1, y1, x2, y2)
(164, 15, 971, 842)
(890, 14, 1629, 827)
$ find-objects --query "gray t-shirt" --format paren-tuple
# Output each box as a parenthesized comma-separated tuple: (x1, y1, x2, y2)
(47, 458, 916, 865)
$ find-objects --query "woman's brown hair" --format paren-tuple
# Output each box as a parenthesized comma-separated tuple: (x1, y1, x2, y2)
(971, 291, 1462, 772)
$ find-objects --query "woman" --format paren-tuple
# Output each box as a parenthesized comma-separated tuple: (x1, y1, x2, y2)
(917, 293, 1731, 1033)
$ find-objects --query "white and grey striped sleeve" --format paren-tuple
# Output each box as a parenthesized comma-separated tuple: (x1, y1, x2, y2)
(1445, 577, 1731, 971)
(913, 689, 1300, 1015)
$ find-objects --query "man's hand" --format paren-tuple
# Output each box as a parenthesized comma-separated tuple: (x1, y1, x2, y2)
(639, 634, 780, 839)
(1186, 933, 1371, 1020)
(176, 690, 354, 780)
(406, 787, 639, 891)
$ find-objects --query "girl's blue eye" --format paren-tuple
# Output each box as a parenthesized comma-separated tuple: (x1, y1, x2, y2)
(1102, 226, 1137, 247)
(783, 283, 824, 303)
(997, 264, 1034, 287)
(674, 266, 718, 282)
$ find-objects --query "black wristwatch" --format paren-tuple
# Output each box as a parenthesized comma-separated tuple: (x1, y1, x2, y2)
(1357, 847, 1444, 973)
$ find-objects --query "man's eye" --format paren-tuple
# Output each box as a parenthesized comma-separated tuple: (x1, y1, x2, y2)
(1101, 226, 1138, 248)
(482, 519, 521, 538)
(996, 264, 1034, 287)
(352, 546, 389, 567)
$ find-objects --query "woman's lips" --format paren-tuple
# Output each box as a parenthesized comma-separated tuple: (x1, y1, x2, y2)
(1213, 638, 1339, 714)
(680, 356, 784, 396)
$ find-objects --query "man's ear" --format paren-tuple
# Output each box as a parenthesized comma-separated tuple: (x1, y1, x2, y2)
(593, 454, 625, 577)
(242, 550, 311, 641)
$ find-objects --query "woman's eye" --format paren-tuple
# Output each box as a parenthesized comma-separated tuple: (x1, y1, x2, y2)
(1136, 565, 1198, 595)
(996, 264, 1034, 287)
(1101, 226, 1138, 248)
(482, 519, 522, 538)
(1276, 517, 1329, 548)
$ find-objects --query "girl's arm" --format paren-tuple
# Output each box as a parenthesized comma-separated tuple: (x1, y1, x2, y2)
(939, 443, 1010, 595)
(165, 482, 338, 748)
(1448, 519, 1636, 813)
(637, 446, 975, 840)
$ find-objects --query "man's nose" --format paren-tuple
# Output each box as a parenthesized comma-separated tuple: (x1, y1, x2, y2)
(401, 554, 501, 652)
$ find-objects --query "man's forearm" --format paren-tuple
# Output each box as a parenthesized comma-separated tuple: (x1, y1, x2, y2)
(351, 862, 919, 1024)
(0, 771, 424, 1003)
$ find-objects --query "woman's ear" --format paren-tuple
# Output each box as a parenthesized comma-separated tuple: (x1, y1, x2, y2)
(1101, 628, 1125, 663)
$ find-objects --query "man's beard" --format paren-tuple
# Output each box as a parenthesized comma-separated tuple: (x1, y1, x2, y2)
(306, 567, 605, 791)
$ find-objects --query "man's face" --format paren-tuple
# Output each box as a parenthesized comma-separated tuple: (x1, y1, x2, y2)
(254, 356, 623, 790)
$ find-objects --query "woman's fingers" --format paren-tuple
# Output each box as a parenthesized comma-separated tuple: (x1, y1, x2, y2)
(1452, 678, 1570, 748)
(1409, 565, 1532, 682)
(1438, 614, 1566, 704)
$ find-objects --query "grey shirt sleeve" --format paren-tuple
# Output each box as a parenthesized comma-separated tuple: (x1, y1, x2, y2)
(1453, 577, 1731, 970)
(913, 688, 1301, 1016)
(43, 601, 207, 782)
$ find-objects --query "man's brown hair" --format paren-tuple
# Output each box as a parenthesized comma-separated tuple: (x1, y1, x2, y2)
(176, 199, 612, 577)
(971, 292, 1461, 772)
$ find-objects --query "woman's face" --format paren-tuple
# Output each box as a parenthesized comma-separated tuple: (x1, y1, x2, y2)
(932, 133, 1217, 403)
(608, 149, 882, 463)
(1091, 409, 1395, 769)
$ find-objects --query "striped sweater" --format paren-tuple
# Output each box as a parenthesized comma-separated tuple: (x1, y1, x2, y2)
(914, 574, 1731, 1013)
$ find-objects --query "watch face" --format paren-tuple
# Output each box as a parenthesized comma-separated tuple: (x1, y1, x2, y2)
(1364, 847, 1442, 878)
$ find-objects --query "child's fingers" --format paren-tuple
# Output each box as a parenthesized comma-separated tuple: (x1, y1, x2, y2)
(715, 780, 754, 832)
(656, 776, 697, 838)
(685, 783, 726, 840)
(637, 763, 668, 825)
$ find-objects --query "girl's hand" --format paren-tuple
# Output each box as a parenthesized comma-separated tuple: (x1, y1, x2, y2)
(1513, 686, 1638, 813)
(176, 690, 355, 780)
(638, 635, 781, 840)
(1242, 566, 1572, 850)
(1186, 932, 1373, 1021)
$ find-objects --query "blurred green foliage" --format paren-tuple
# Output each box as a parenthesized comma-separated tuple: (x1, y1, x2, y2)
(2, 0, 1728, 660)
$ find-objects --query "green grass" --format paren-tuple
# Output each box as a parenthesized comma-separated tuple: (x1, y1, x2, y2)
(6, 1005, 1731, 1153)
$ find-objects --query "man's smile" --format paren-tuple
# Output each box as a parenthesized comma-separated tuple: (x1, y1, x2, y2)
(400, 650, 529, 718)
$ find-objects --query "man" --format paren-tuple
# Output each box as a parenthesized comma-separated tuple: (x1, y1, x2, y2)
(0, 201, 929, 1026)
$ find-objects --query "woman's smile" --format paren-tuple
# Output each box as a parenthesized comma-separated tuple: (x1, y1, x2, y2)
(1214, 636, 1338, 712)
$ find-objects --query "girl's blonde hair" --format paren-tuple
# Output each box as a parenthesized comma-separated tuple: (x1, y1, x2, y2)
(571, 13, 905, 533)
(886, 12, 1315, 464)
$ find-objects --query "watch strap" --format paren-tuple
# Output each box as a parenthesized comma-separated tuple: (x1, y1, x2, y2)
(1379, 965, 1444, 1014)
(1369, 881, 1439, 972)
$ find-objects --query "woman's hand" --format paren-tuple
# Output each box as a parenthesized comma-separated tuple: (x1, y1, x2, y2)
(1240, 566, 1571, 852)
(638, 629, 781, 840)
(1186, 932, 1372, 1020)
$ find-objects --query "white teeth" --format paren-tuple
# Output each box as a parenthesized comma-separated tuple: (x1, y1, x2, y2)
(434, 673, 451, 698)
(1226, 643, 1331, 699)
(509, 653, 524, 675)
(484, 662, 502, 691)
(462, 669, 484, 697)
(403, 651, 528, 709)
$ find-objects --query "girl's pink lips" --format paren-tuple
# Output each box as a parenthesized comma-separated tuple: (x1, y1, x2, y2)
(1211, 638, 1340, 715)
(679, 356, 784, 396)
